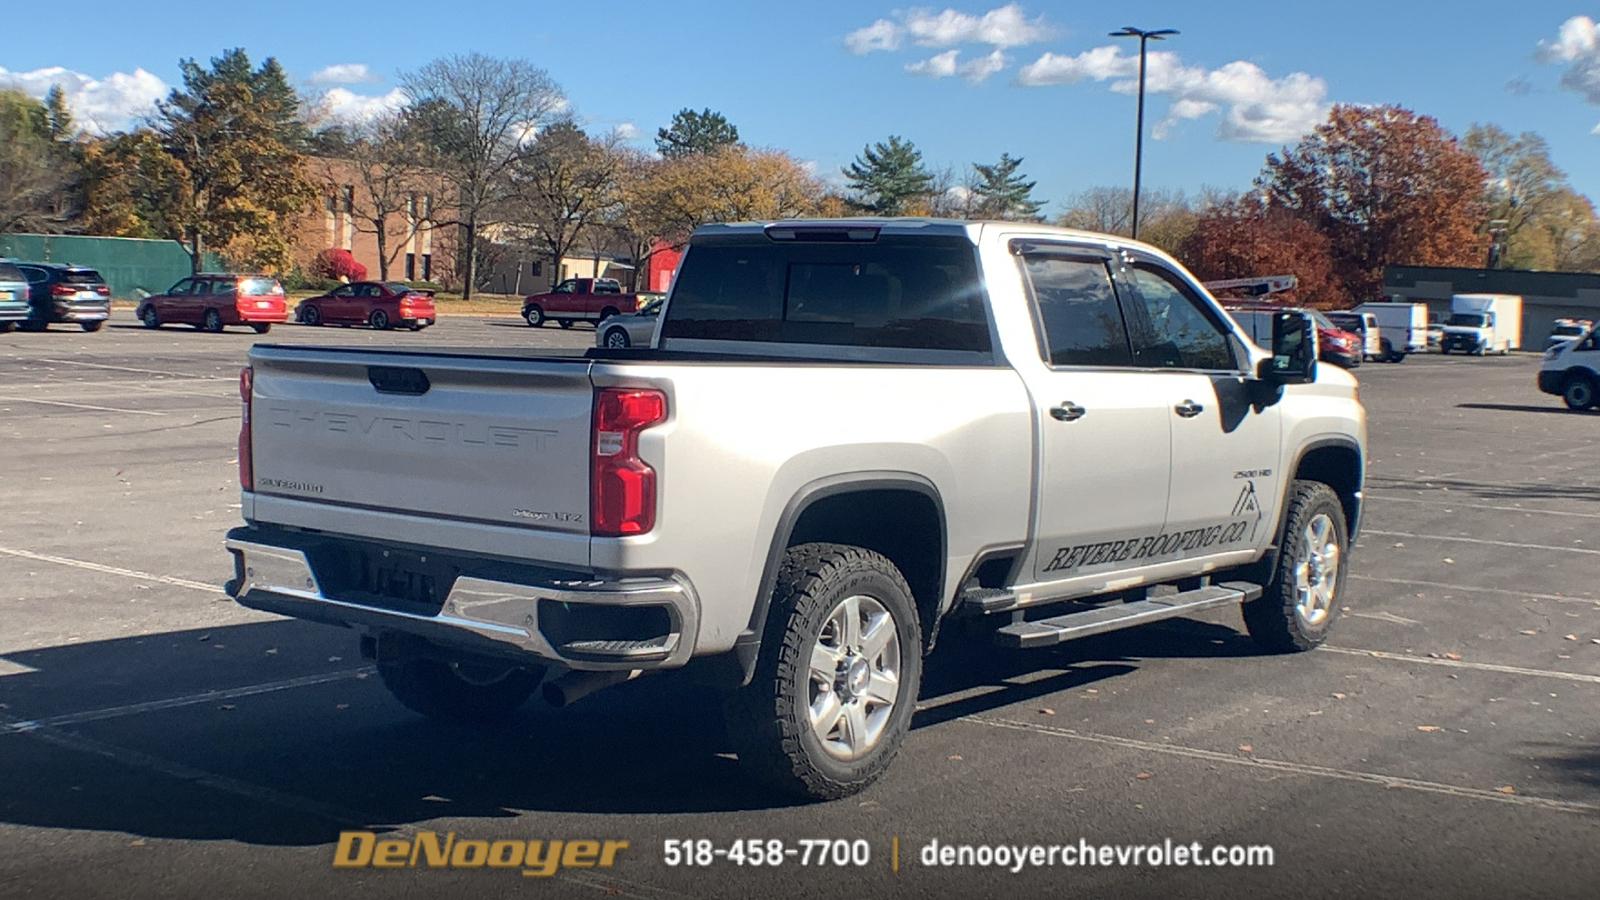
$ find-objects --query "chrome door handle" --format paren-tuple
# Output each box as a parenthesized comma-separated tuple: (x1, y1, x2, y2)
(1174, 400, 1204, 418)
(1050, 402, 1087, 422)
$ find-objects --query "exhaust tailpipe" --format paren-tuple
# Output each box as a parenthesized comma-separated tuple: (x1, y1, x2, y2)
(543, 669, 640, 708)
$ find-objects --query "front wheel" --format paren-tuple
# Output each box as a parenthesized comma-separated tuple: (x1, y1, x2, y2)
(378, 658, 542, 725)
(300, 304, 321, 326)
(140, 306, 160, 329)
(725, 543, 922, 800)
(603, 327, 631, 348)
(1242, 481, 1349, 653)
(523, 305, 545, 327)
(1563, 374, 1597, 411)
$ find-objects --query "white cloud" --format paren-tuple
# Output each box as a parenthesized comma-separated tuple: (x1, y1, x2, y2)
(847, 4, 1050, 55)
(309, 63, 381, 85)
(612, 121, 641, 140)
(0, 65, 168, 134)
(1536, 15, 1600, 131)
(846, 19, 901, 54)
(906, 50, 960, 78)
(1018, 46, 1329, 143)
(905, 4, 1052, 48)
(315, 87, 408, 126)
(958, 49, 1009, 83)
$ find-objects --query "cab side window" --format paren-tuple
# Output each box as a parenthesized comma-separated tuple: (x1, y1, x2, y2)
(1125, 264, 1237, 371)
(553, 280, 575, 294)
(1019, 253, 1132, 367)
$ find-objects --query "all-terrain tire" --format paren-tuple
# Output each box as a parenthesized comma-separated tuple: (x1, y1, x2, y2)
(377, 658, 542, 725)
(1242, 481, 1349, 653)
(724, 542, 922, 801)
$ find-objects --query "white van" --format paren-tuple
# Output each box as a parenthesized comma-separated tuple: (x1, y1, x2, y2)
(1326, 311, 1384, 361)
(1354, 302, 1428, 360)
(1538, 324, 1598, 409)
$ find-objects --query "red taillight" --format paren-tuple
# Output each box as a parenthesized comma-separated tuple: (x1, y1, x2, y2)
(238, 366, 254, 491)
(591, 388, 667, 536)
(95, 285, 110, 296)
(51, 284, 76, 296)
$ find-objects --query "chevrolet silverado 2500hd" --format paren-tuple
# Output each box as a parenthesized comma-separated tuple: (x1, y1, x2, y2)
(224, 219, 1366, 800)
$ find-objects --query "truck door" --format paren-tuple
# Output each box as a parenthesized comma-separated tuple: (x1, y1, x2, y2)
(1010, 246, 1174, 585)
(1119, 257, 1284, 565)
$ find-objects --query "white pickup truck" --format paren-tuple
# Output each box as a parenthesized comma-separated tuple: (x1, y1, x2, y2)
(224, 219, 1366, 800)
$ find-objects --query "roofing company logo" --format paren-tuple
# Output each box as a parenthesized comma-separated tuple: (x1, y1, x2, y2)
(1232, 482, 1260, 518)
(332, 831, 629, 877)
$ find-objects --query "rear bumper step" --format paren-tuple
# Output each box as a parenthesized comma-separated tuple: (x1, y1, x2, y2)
(995, 581, 1262, 649)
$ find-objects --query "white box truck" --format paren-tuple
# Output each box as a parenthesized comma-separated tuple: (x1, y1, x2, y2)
(1440, 294, 1521, 355)
(1354, 302, 1428, 360)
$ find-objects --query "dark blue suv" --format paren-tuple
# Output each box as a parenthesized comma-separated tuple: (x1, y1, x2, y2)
(14, 263, 112, 332)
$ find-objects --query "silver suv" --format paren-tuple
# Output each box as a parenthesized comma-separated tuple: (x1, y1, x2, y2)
(0, 261, 32, 331)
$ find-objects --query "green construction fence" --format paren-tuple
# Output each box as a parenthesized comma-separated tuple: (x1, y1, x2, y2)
(0, 234, 225, 300)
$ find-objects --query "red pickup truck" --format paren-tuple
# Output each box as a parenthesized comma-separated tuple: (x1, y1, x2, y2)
(521, 277, 641, 328)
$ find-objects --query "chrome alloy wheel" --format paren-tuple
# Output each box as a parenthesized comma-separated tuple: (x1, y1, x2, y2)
(1294, 513, 1340, 628)
(808, 594, 901, 760)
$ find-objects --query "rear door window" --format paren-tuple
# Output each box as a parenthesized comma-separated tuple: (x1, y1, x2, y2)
(1016, 252, 1132, 367)
(0, 263, 25, 282)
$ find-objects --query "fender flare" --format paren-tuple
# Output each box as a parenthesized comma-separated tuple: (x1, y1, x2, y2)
(729, 472, 947, 684)
(1264, 436, 1366, 568)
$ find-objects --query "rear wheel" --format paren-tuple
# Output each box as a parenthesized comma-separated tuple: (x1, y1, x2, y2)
(202, 308, 223, 333)
(1242, 481, 1349, 653)
(368, 309, 390, 330)
(725, 543, 922, 800)
(1563, 374, 1597, 411)
(603, 327, 631, 348)
(557, 319, 573, 329)
(0, 322, 12, 333)
(140, 306, 160, 329)
(300, 304, 321, 326)
(251, 322, 271, 334)
(599, 306, 620, 321)
(523, 305, 545, 327)
(81, 320, 104, 333)
(378, 658, 543, 725)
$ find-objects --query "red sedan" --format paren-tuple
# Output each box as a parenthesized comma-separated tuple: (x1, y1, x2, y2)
(295, 281, 437, 330)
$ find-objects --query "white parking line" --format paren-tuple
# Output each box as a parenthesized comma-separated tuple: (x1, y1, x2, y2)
(0, 546, 220, 593)
(0, 395, 166, 416)
(1362, 529, 1600, 556)
(1320, 646, 1600, 685)
(1369, 494, 1600, 520)
(969, 716, 1599, 815)
(1, 669, 375, 734)
(1350, 574, 1599, 605)
(33, 358, 233, 379)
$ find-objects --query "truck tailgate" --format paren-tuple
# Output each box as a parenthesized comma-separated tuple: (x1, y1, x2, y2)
(247, 346, 594, 547)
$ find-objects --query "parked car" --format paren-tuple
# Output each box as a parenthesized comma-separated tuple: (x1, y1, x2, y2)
(1538, 325, 1599, 410)
(1226, 304, 1364, 369)
(522, 277, 643, 328)
(0, 261, 30, 331)
(1325, 311, 1383, 361)
(13, 263, 111, 332)
(136, 274, 287, 334)
(1546, 318, 1592, 351)
(594, 293, 665, 348)
(295, 281, 437, 330)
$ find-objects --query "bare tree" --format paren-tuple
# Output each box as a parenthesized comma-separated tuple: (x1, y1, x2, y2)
(504, 120, 620, 286)
(400, 54, 566, 298)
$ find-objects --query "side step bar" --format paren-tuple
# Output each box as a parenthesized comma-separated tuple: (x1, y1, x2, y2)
(994, 581, 1263, 649)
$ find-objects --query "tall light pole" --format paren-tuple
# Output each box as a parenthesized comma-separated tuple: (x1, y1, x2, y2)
(1110, 26, 1177, 240)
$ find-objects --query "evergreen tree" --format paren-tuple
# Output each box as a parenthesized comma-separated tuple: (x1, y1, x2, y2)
(971, 153, 1043, 220)
(655, 108, 740, 158)
(842, 135, 933, 217)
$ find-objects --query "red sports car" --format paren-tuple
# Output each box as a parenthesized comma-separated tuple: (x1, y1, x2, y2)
(295, 281, 437, 330)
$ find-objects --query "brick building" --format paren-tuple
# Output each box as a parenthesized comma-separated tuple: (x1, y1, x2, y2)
(298, 156, 457, 284)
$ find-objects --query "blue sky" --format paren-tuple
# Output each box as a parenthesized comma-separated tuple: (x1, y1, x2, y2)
(3, 2, 1599, 215)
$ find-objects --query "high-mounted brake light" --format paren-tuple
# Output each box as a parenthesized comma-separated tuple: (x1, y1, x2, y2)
(238, 366, 254, 491)
(591, 388, 667, 536)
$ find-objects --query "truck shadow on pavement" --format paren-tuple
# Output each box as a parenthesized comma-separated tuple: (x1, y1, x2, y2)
(0, 616, 1261, 844)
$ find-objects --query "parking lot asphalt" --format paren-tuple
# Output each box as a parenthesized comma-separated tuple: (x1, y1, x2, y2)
(0, 315, 1596, 900)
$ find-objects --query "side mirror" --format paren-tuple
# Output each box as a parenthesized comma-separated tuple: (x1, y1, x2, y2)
(1256, 310, 1317, 384)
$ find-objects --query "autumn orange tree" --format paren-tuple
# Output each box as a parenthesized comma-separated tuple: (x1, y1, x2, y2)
(1259, 104, 1487, 302)
(1179, 196, 1343, 308)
